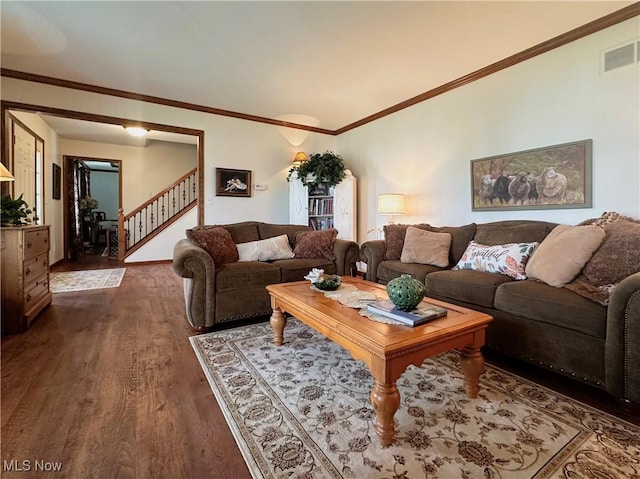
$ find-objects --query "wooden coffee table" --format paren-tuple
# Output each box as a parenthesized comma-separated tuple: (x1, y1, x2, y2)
(266, 276, 493, 447)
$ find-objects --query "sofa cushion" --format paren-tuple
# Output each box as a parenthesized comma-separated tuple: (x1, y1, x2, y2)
(258, 223, 309, 247)
(223, 221, 260, 243)
(400, 227, 451, 267)
(383, 223, 476, 265)
(236, 234, 295, 262)
(274, 258, 336, 283)
(383, 224, 417, 260)
(582, 219, 640, 286)
(495, 280, 606, 338)
(377, 260, 443, 284)
(186, 226, 239, 267)
(453, 241, 538, 280)
(215, 261, 280, 292)
(294, 228, 338, 260)
(426, 270, 514, 308)
(474, 221, 552, 246)
(525, 224, 605, 287)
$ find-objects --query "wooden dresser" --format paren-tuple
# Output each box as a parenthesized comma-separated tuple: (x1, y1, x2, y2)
(1, 225, 52, 333)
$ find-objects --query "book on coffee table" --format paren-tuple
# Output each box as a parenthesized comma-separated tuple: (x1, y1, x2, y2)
(366, 300, 448, 326)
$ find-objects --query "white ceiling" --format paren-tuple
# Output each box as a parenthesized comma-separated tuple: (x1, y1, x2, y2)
(1, 1, 634, 141)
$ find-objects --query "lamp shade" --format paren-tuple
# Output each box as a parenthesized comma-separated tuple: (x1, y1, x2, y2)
(0, 163, 15, 182)
(293, 151, 308, 165)
(377, 194, 405, 215)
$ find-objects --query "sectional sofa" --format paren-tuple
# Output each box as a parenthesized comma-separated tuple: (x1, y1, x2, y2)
(359, 216, 640, 406)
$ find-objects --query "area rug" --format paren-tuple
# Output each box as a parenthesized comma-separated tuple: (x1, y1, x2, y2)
(49, 268, 126, 293)
(191, 318, 640, 479)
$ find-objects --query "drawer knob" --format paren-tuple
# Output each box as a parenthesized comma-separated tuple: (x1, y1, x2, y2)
(26, 293, 31, 302)
(26, 241, 32, 248)
(25, 267, 31, 276)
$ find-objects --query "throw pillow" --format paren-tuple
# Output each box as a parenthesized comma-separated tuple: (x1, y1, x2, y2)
(293, 228, 338, 260)
(525, 224, 605, 288)
(582, 219, 640, 286)
(384, 224, 418, 260)
(236, 234, 295, 262)
(578, 211, 633, 228)
(400, 226, 452, 267)
(186, 226, 239, 267)
(453, 241, 539, 280)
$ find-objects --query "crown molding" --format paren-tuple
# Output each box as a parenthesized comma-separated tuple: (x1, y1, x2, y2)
(2, 3, 638, 136)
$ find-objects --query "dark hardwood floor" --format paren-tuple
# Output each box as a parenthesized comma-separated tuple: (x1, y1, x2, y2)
(2, 258, 637, 478)
(2, 259, 251, 479)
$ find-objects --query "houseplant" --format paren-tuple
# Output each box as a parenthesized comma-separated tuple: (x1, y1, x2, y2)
(287, 151, 346, 187)
(1, 194, 33, 226)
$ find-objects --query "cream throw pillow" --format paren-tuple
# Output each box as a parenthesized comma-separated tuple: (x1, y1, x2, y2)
(525, 224, 605, 288)
(400, 227, 452, 267)
(236, 234, 295, 262)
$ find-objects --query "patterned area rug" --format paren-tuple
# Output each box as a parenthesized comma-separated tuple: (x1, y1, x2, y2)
(191, 318, 640, 479)
(50, 268, 126, 293)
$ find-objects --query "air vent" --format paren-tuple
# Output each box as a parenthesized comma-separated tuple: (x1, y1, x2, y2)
(603, 42, 638, 72)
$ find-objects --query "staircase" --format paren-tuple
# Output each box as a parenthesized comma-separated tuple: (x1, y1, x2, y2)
(117, 168, 197, 260)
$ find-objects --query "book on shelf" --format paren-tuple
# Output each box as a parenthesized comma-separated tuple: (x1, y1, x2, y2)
(366, 300, 448, 326)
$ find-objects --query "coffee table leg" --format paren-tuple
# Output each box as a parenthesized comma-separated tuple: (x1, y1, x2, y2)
(371, 381, 401, 447)
(459, 345, 485, 398)
(270, 307, 287, 346)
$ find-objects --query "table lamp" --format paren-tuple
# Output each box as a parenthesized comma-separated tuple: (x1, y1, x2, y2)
(378, 193, 405, 225)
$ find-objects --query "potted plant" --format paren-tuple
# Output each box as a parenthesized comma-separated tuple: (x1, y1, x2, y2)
(1, 194, 33, 226)
(79, 196, 99, 212)
(287, 151, 346, 187)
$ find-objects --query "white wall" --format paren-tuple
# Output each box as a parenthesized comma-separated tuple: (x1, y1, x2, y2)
(59, 138, 197, 213)
(1, 79, 336, 262)
(338, 18, 640, 243)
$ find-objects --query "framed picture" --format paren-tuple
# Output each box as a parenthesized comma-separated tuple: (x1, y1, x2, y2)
(471, 139, 592, 211)
(52, 163, 61, 200)
(216, 168, 252, 197)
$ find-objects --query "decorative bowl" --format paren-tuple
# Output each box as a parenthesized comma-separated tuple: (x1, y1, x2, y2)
(314, 275, 342, 291)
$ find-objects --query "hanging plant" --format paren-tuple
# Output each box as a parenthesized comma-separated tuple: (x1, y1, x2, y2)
(1, 194, 33, 226)
(287, 151, 346, 187)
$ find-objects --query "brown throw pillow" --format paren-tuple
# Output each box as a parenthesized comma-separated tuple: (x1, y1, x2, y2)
(400, 227, 451, 267)
(383, 224, 412, 260)
(186, 226, 239, 267)
(582, 219, 640, 286)
(294, 228, 338, 260)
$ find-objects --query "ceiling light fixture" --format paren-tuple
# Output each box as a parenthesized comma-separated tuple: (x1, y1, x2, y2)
(124, 126, 149, 137)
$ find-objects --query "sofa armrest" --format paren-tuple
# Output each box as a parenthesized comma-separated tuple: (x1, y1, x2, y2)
(359, 240, 385, 282)
(605, 271, 640, 404)
(333, 238, 359, 276)
(173, 238, 216, 330)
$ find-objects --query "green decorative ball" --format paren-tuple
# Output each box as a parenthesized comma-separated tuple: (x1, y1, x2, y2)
(386, 274, 425, 311)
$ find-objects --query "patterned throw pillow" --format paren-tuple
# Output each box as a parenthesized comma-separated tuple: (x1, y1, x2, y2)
(293, 229, 338, 260)
(453, 241, 539, 280)
(186, 226, 239, 267)
(236, 234, 295, 262)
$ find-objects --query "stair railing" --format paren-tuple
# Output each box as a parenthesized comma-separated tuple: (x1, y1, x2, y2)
(118, 168, 197, 259)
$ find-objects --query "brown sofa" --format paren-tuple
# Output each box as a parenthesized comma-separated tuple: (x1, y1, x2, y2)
(359, 219, 640, 406)
(173, 221, 359, 331)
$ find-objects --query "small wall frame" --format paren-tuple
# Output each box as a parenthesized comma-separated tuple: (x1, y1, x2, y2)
(216, 168, 252, 197)
(471, 139, 592, 211)
(52, 163, 61, 200)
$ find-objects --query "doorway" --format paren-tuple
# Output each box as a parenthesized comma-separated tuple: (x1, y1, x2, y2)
(63, 156, 122, 265)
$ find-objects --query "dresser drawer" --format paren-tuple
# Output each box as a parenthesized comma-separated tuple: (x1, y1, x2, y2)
(23, 229, 49, 259)
(24, 252, 49, 284)
(24, 274, 49, 308)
